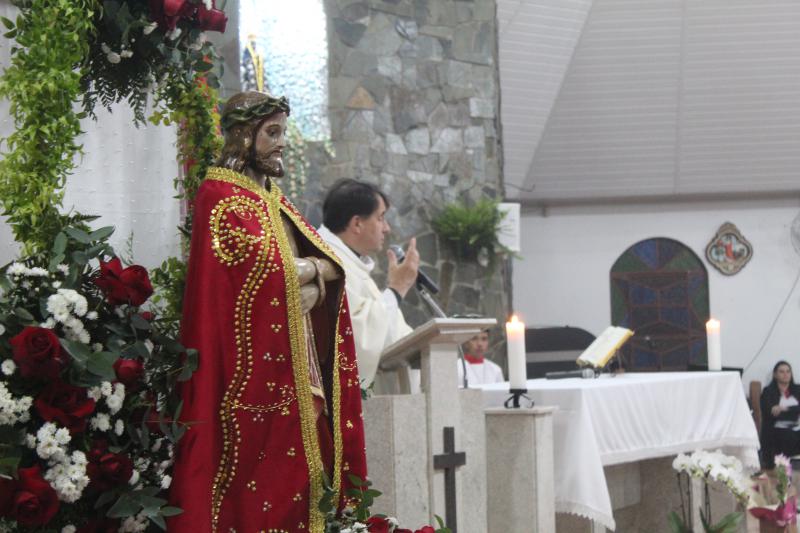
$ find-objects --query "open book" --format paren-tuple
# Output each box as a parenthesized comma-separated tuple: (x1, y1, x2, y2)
(577, 326, 634, 368)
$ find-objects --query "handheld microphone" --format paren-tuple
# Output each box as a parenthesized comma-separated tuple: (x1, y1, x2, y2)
(388, 244, 440, 294)
(545, 368, 596, 380)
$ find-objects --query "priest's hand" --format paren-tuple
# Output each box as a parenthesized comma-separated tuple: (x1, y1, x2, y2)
(387, 237, 419, 299)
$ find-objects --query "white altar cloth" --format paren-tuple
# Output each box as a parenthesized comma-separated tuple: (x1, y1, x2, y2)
(480, 372, 759, 531)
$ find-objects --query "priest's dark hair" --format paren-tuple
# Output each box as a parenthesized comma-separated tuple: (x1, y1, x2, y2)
(323, 179, 390, 233)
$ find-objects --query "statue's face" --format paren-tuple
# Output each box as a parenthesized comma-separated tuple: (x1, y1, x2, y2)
(252, 111, 288, 177)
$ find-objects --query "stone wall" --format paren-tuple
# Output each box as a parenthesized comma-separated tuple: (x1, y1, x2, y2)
(312, 0, 511, 353)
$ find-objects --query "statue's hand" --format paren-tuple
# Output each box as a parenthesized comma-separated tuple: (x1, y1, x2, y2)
(299, 283, 319, 315)
(295, 258, 317, 285)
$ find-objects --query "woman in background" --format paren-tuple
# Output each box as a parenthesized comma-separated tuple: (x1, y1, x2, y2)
(760, 360, 800, 469)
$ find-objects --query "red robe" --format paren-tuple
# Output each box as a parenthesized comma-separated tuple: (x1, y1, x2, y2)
(170, 167, 367, 533)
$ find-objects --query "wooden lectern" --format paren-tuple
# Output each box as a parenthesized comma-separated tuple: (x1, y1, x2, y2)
(363, 318, 495, 533)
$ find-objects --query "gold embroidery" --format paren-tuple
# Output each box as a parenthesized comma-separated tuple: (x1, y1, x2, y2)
(206, 169, 275, 532)
(346, 420, 353, 429)
(331, 299, 345, 503)
(209, 196, 265, 266)
(269, 190, 327, 532)
(287, 447, 296, 457)
(262, 501, 271, 511)
(270, 297, 280, 306)
(247, 480, 257, 492)
(293, 493, 302, 502)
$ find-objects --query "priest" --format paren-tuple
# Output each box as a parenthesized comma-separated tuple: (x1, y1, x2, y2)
(170, 91, 367, 533)
(317, 179, 419, 388)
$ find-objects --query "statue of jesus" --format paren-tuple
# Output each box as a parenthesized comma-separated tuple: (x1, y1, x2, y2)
(170, 91, 367, 533)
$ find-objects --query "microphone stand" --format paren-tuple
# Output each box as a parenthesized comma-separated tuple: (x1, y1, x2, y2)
(418, 285, 469, 389)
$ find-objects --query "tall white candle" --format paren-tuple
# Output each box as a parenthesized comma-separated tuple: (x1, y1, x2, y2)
(706, 319, 722, 371)
(506, 315, 527, 390)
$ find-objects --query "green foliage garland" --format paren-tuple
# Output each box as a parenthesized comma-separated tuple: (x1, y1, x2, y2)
(0, 0, 98, 255)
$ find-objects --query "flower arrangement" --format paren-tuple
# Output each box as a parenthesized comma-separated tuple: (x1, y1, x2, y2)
(82, 0, 227, 123)
(669, 449, 753, 533)
(0, 224, 195, 530)
(750, 455, 798, 529)
(321, 475, 450, 533)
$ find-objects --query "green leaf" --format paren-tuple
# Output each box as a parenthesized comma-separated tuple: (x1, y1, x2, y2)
(52, 232, 67, 255)
(131, 314, 152, 331)
(13, 307, 34, 322)
(159, 506, 183, 517)
(89, 226, 115, 242)
(65, 227, 92, 244)
(94, 489, 119, 509)
(149, 515, 167, 530)
(60, 338, 91, 366)
(0, 16, 14, 30)
(107, 493, 140, 518)
(71, 250, 88, 265)
(87, 351, 119, 380)
(667, 511, 691, 533)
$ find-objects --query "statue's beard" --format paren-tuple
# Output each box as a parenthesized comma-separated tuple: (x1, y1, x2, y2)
(252, 151, 285, 178)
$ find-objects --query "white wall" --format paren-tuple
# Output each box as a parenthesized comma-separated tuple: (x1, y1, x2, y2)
(513, 197, 800, 387)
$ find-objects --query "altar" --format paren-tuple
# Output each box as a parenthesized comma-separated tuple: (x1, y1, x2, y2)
(480, 371, 760, 531)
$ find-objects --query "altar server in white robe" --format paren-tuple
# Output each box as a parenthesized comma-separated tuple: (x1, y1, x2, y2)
(458, 329, 505, 387)
(318, 179, 418, 387)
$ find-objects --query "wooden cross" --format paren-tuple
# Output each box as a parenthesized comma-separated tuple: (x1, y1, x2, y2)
(433, 426, 466, 533)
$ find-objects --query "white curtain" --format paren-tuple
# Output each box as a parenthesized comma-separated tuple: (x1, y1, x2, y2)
(0, 0, 182, 269)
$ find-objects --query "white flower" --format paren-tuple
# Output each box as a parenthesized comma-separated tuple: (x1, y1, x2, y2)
(202, 0, 212, 9)
(25, 434, 36, 449)
(62, 525, 76, 533)
(119, 512, 148, 533)
(7, 263, 25, 276)
(86, 311, 98, 320)
(129, 470, 140, 486)
(54, 427, 70, 445)
(100, 381, 113, 397)
(106, 52, 121, 64)
(120, 49, 133, 59)
(57, 264, 69, 275)
(92, 343, 103, 352)
(90, 413, 111, 432)
(160, 474, 172, 489)
(40, 317, 56, 329)
(166, 27, 182, 41)
(52, 281, 61, 288)
(101, 42, 111, 54)
(143, 22, 158, 35)
(106, 394, 123, 414)
(87, 387, 102, 401)
(1, 360, 15, 376)
(115, 419, 125, 436)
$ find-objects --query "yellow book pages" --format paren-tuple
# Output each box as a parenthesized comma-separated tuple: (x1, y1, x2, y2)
(577, 326, 634, 368)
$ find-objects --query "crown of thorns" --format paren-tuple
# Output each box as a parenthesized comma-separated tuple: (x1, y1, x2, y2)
(220, 95, 291, 131)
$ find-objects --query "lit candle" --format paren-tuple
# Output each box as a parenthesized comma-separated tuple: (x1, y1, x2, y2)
(706, 319, 722, 371)
(506, 315, 527, 390)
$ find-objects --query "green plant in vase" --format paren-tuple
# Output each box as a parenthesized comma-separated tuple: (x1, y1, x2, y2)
(432, 199, 513, 269)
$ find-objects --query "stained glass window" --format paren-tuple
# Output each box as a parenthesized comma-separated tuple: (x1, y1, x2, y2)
(610, 238, 709, 371)
(238, 0, 329, 141)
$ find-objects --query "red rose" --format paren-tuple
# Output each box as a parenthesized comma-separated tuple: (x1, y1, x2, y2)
(76, 517, 120, 533)
(415, 528, 436, 533)
(366, 516, 391, 533)
(395, 530, 413, 533)
(140, 311, 154, 321)
(113, 358, 144, 389)
(10, 466, 58, 526)
(34, 381, 95, 434)
(87, 441, 133, 491)
(197, 4, 227, 32)
(10, 327, 68, 380)
(94, 258, 153, 306)
(0, 475, 18, 516)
